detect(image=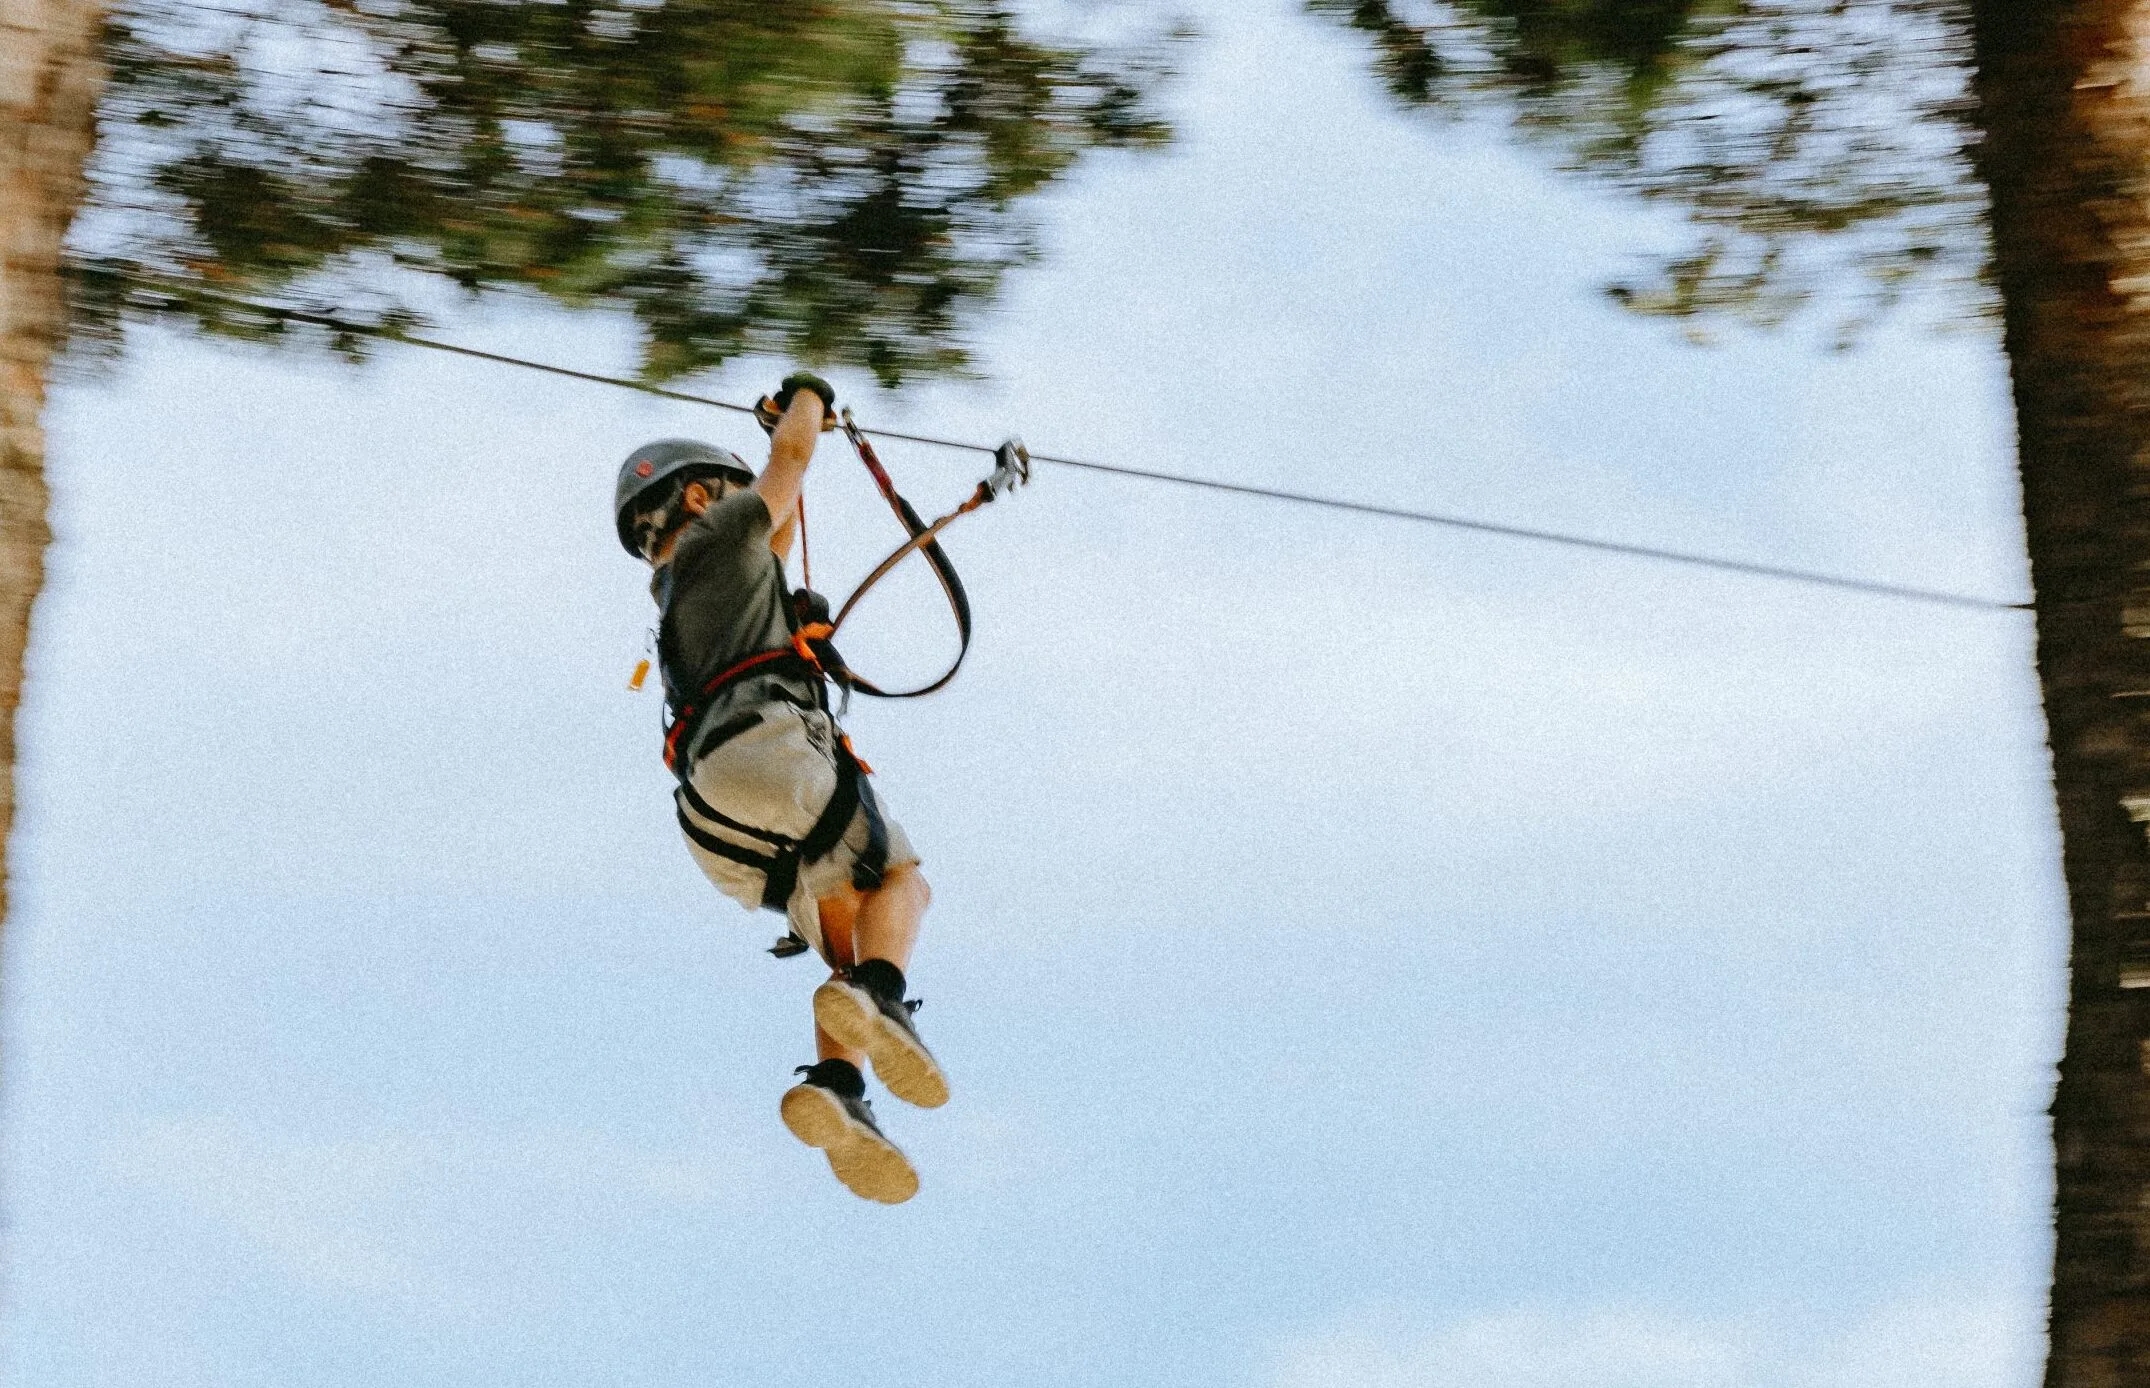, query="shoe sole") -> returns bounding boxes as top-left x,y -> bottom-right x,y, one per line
813,979 -> 950,1110
780,1083 -> 919,1205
